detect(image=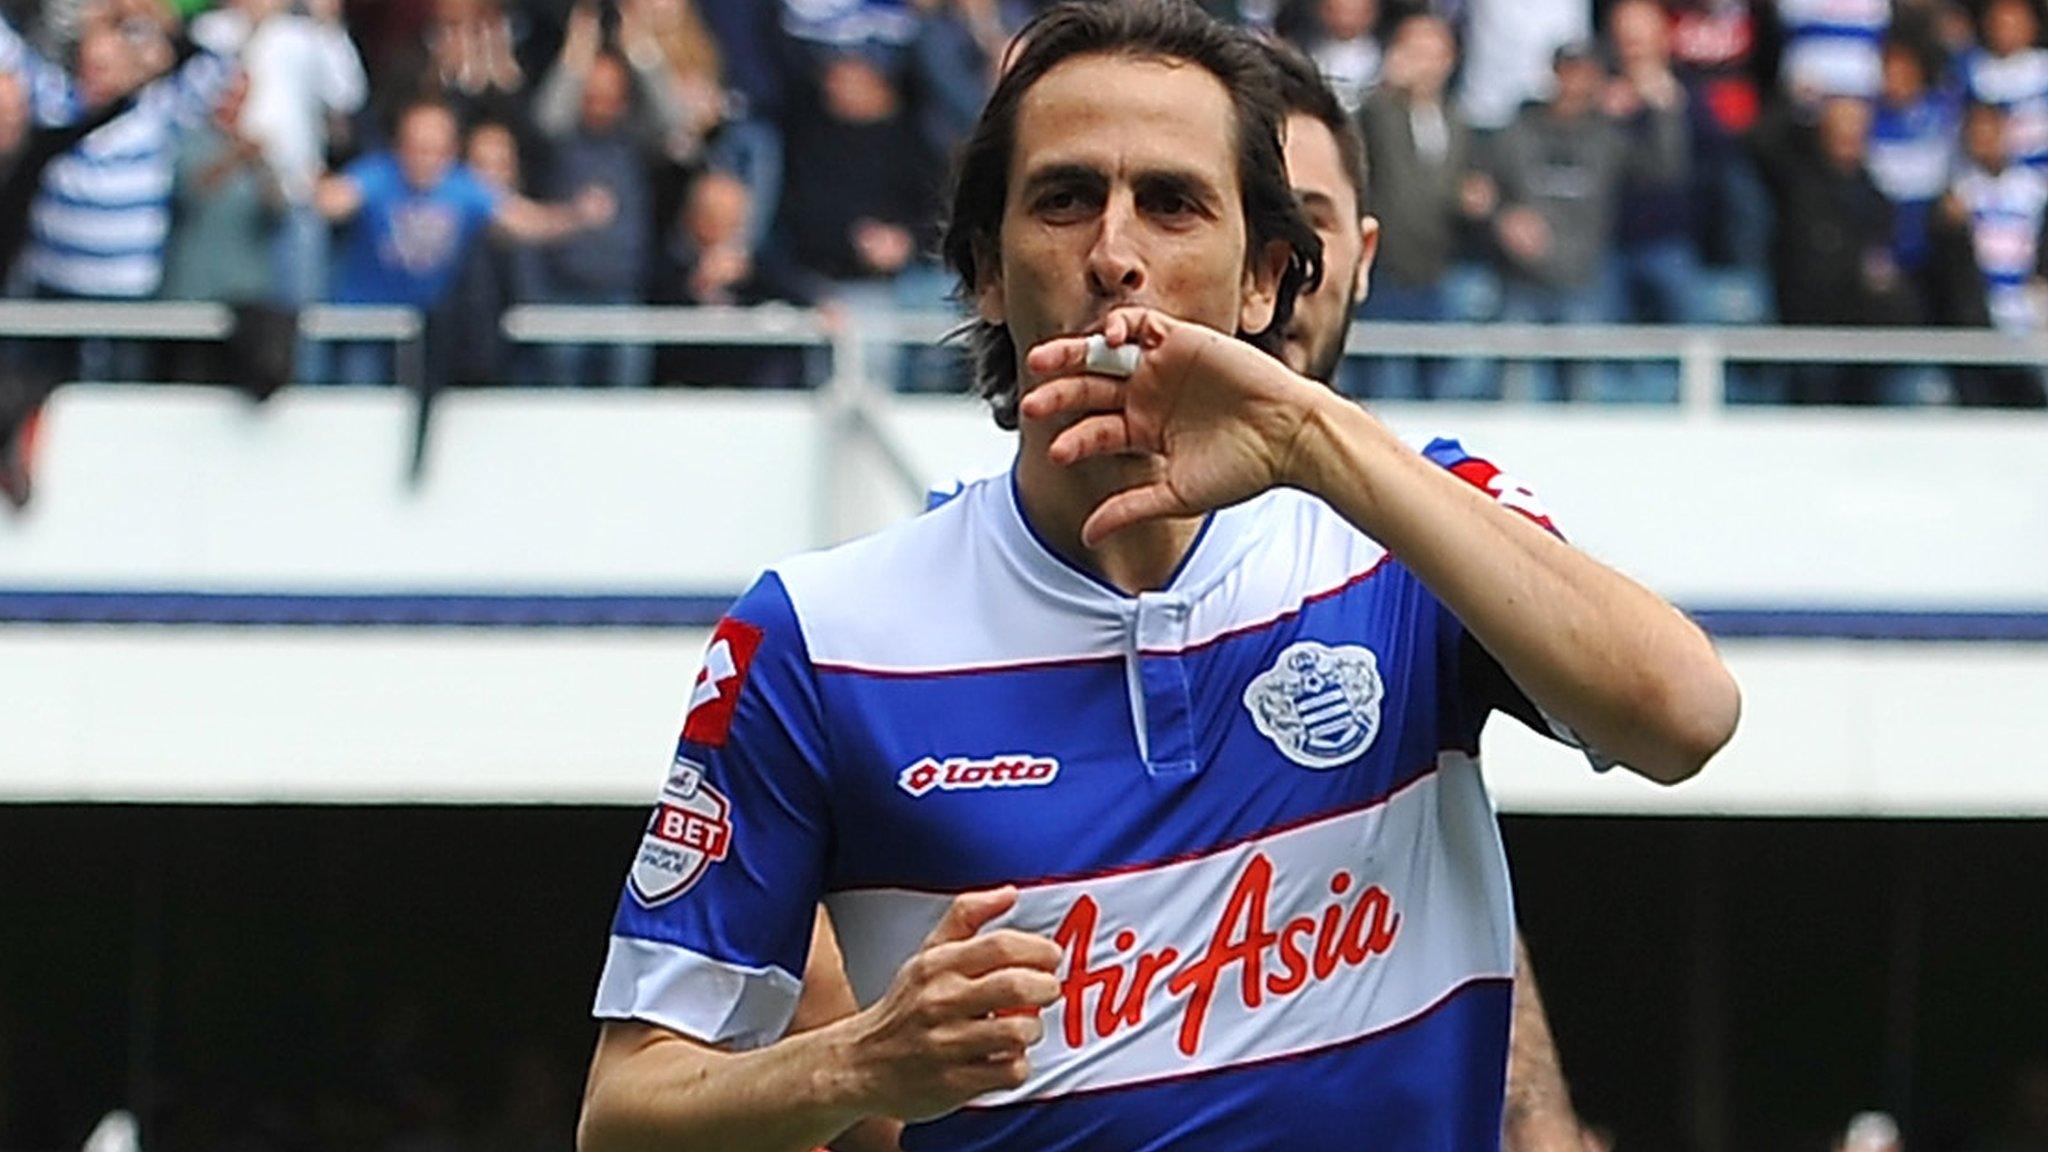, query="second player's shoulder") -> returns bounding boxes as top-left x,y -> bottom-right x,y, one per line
1410,433 -> 1562,535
